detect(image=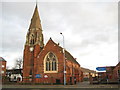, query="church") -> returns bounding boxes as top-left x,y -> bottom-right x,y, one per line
23,4 -> 83,85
